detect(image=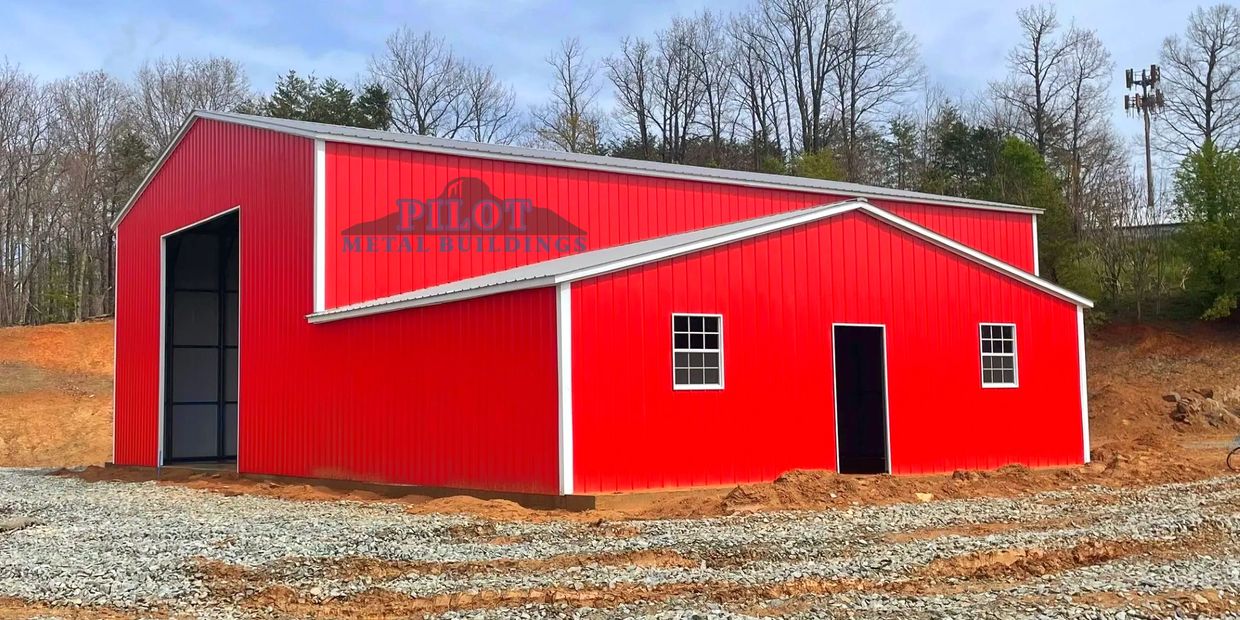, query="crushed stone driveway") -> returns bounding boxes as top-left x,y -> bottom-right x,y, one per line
0,469 -> 1237,619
